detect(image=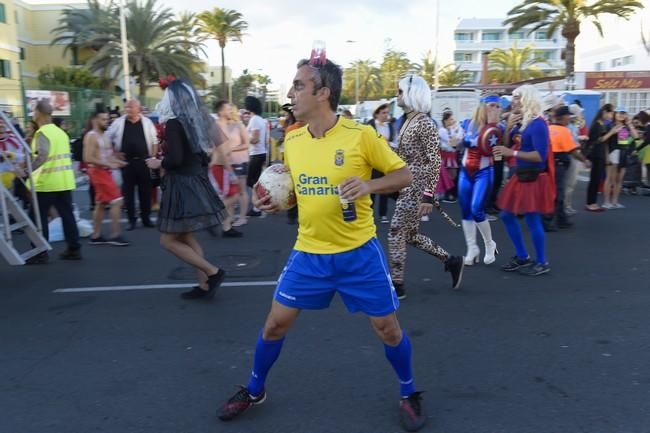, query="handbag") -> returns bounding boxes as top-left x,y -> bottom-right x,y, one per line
515,167 -> 542,182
